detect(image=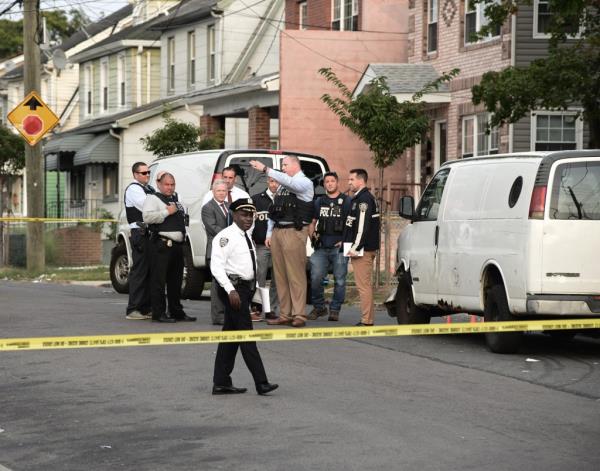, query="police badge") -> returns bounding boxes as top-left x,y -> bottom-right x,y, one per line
219,237 -> 229,247
359,202 -> 368,211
